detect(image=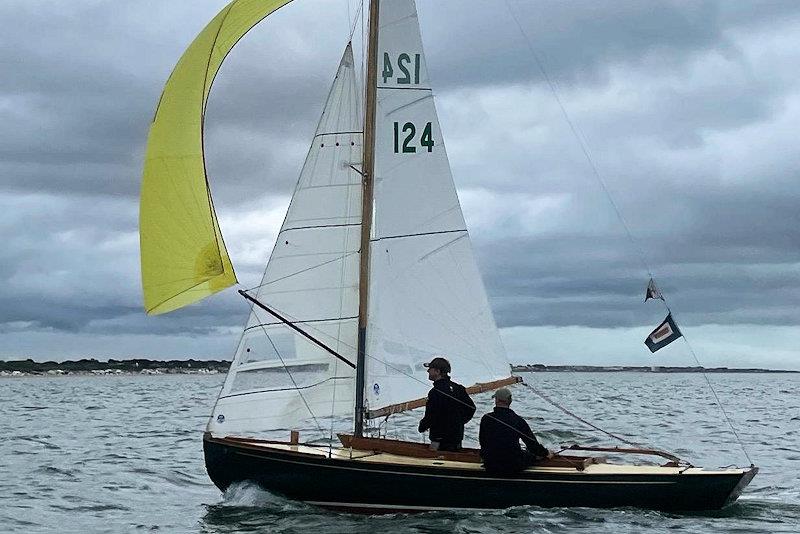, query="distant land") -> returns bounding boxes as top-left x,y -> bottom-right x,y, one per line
0,358 -> 797,376
512,364 -> 799,374
0,358 -> 229,376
